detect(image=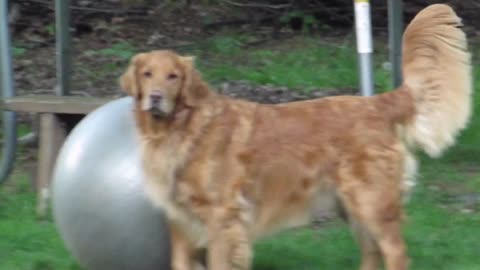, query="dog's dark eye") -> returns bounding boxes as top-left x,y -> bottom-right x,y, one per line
143,71 -> 152,78
167,73 -> 178,80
